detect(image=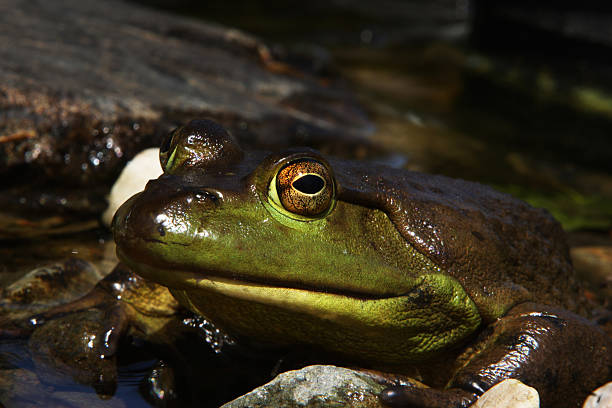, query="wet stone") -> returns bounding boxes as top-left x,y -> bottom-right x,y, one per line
222,365 -> 386,408
141,360 -> 178,406
571,246 -> 612,300
0,362 -> 124,407
0,258 -> 106,326
2,258 -> 103,308
50,392 -> 127,408
0,367 -> 49,407
0,0 -> 373,220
